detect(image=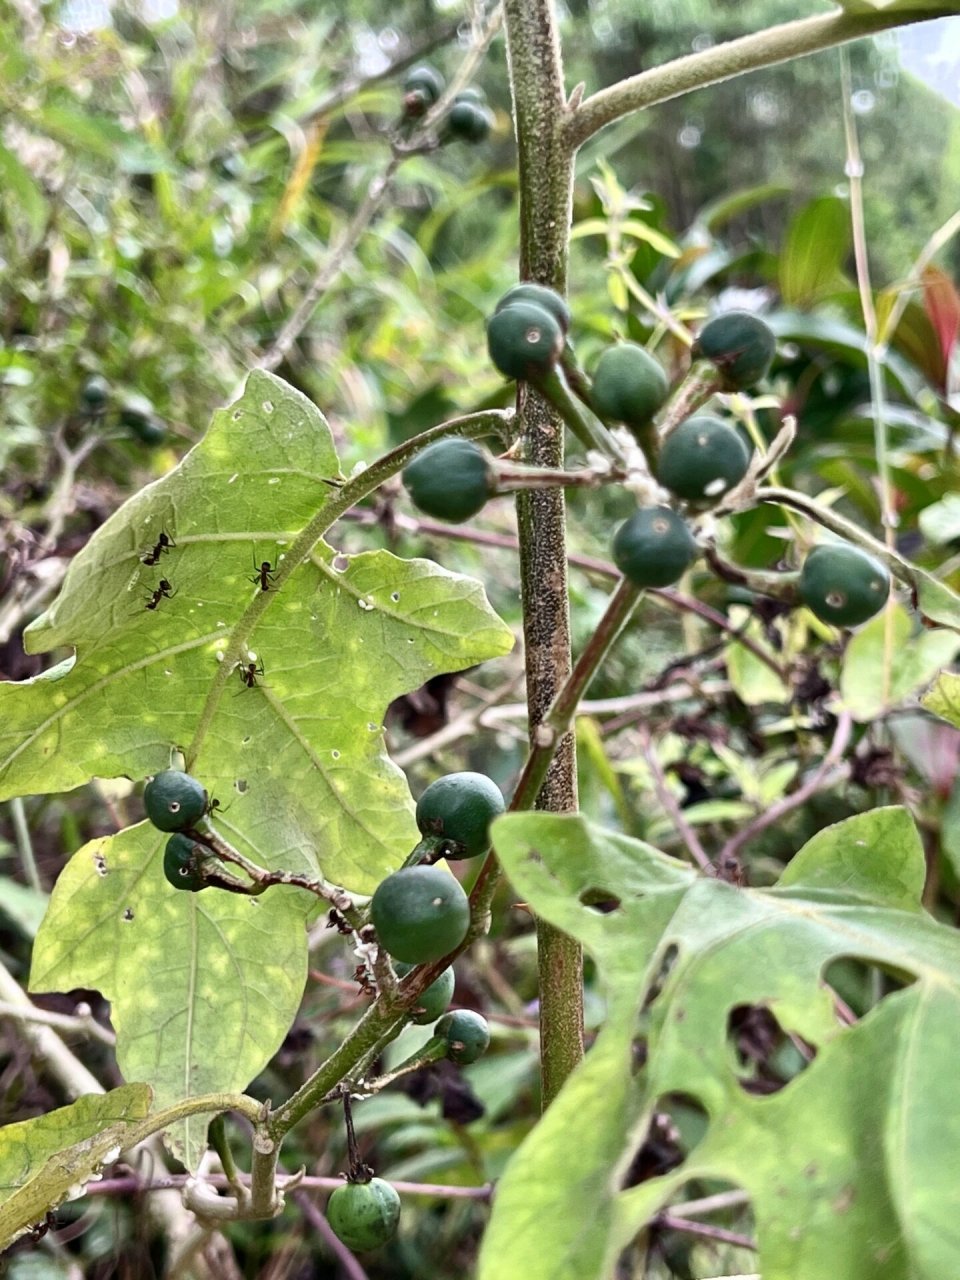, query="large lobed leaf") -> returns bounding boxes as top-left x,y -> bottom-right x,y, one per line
479,806 -> 960,1280
1,372 -> 512,1165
